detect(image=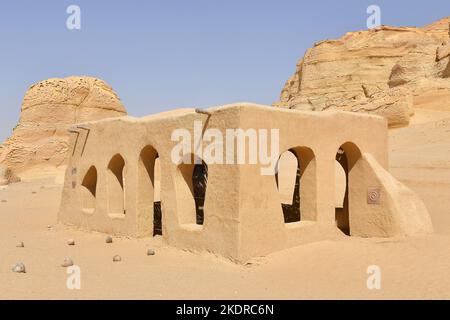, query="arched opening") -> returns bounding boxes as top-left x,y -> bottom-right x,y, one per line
193,162 -> 208,225
177,155 -> 208,226
154,157 -> 162,235
107,154 -> 125,216
335,142 -> 362,235
275,150 -> 300,223
275,147 -> 316,223
81,166 -> 97,213
335,160 -> 346,209
138,146 -> 162,236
